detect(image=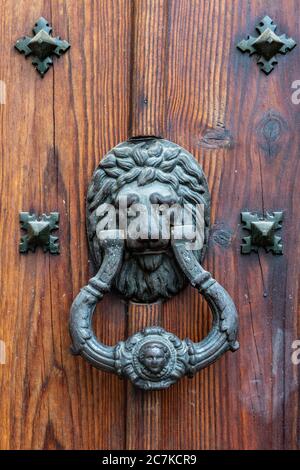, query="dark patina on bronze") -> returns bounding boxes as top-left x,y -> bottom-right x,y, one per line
69,138 -> 239,390
241,211 -> 283,254
19,212 -> 60,254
